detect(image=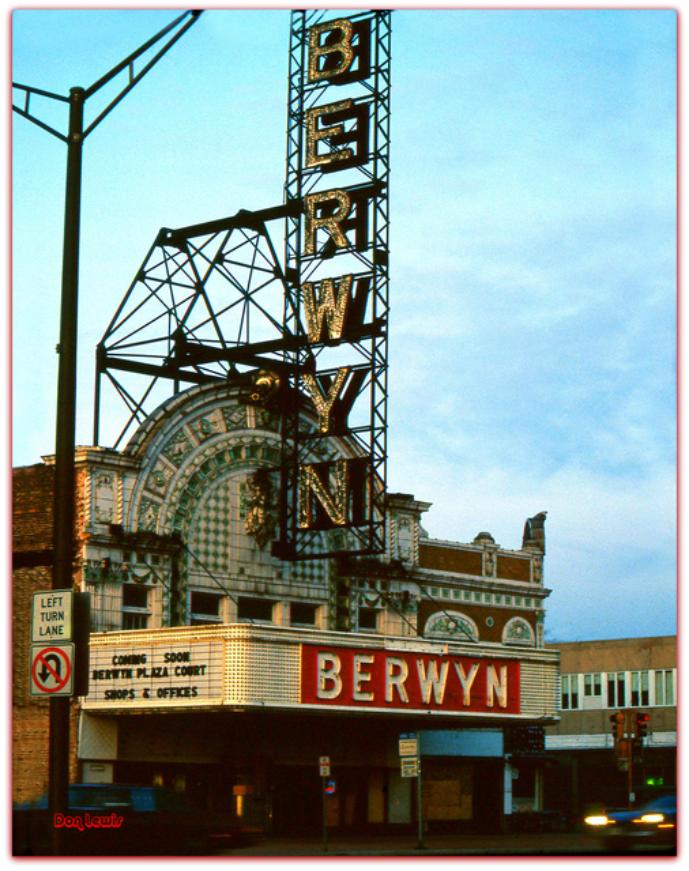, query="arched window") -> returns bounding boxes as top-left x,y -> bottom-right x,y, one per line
502,616 -> 535,647
424,610 -> 479,642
